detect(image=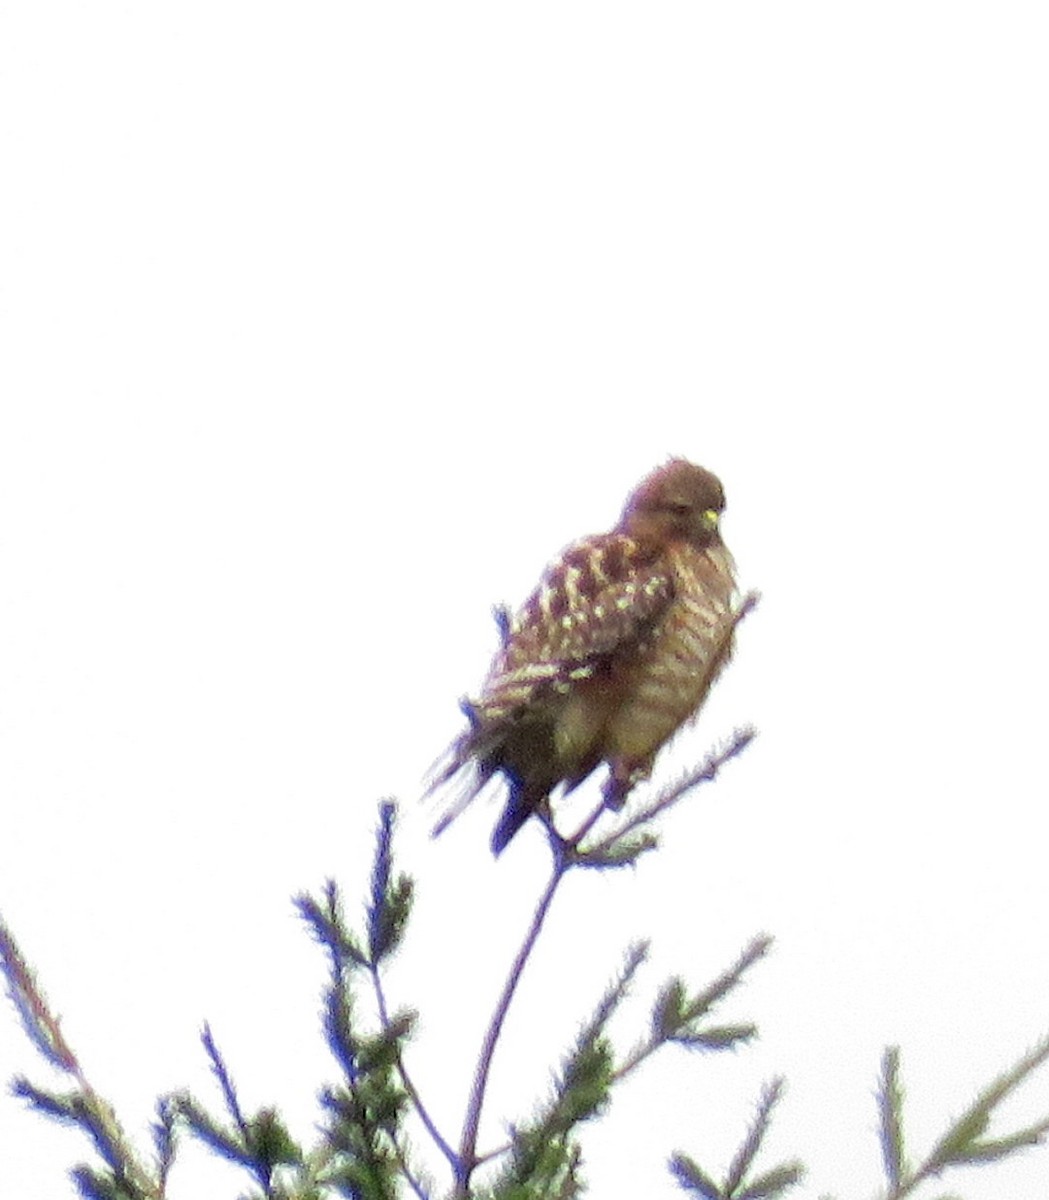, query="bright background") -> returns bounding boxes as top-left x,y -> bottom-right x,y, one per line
2,5 -> 1048,1198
